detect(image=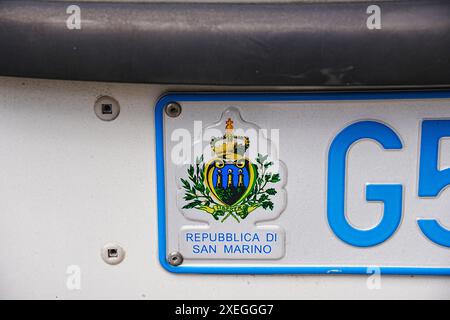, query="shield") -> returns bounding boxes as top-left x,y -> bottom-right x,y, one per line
204,157 -> 256,206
